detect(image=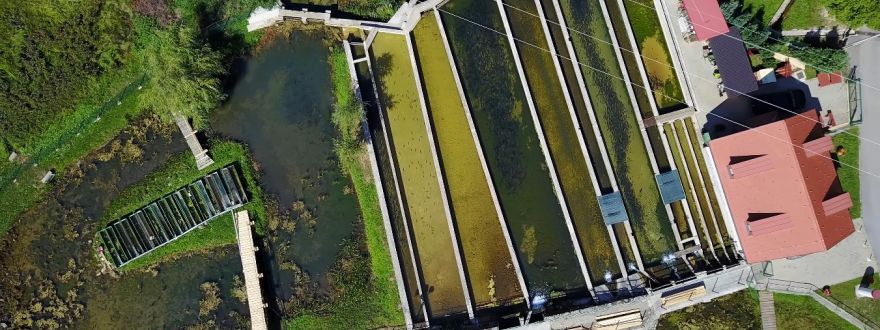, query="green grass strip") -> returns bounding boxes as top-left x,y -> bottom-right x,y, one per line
832,128 -> 860,218
775,292 -> 858,330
